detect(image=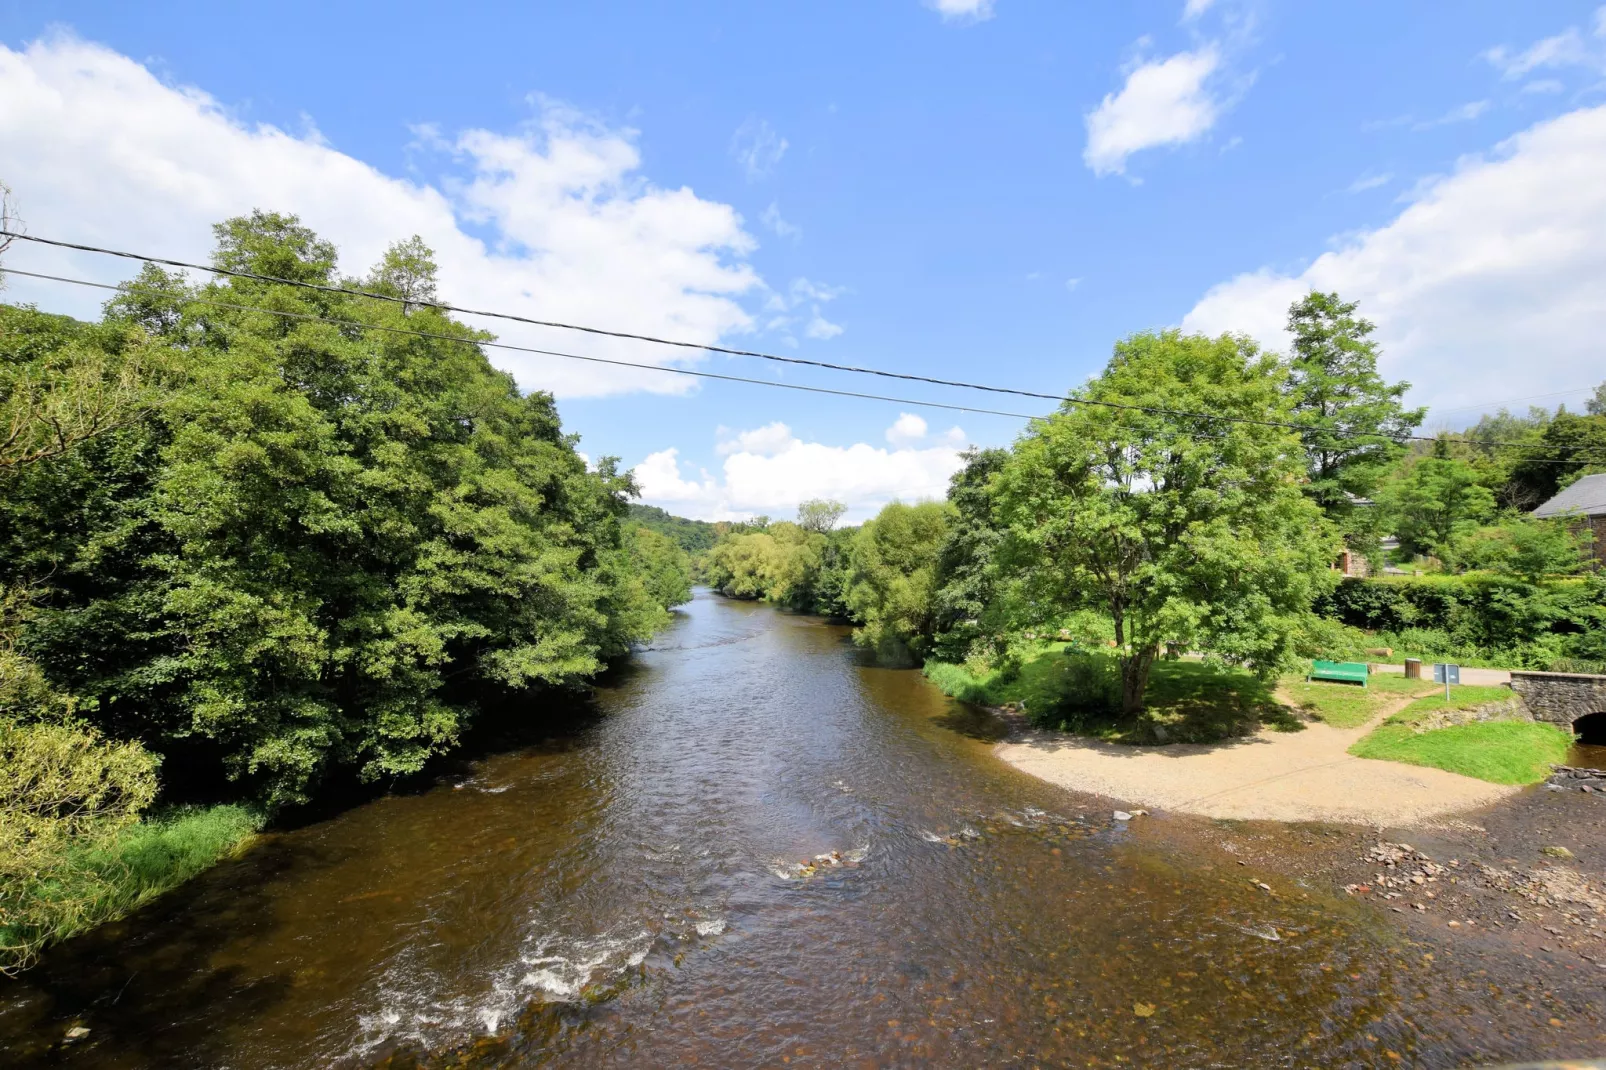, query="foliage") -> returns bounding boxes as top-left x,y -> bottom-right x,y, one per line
1504,411 -> 1606,510
1457,516 -> 1590,583
0,211 -> 670,809
845,501 -> 952,664
795,498 -> 847,533
625,525 -> 693,614
626,503 -> 718,553
929,448 -> 1009,662
1376,451 -> 1496,564
1349,720 -> 1571,786
994,330 -> 1340,715
925,646 -> 1296,742
1589,380 -> 1606,417
1283,291 -> 1423,548
0,802 -> 257,975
